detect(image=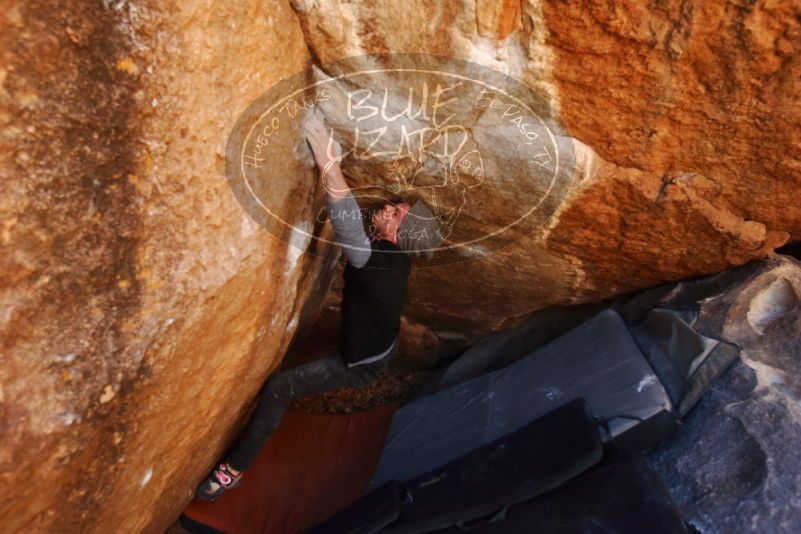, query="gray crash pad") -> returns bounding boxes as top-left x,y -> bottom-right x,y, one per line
369,309 -> 673,490
630,308 -> 740,416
